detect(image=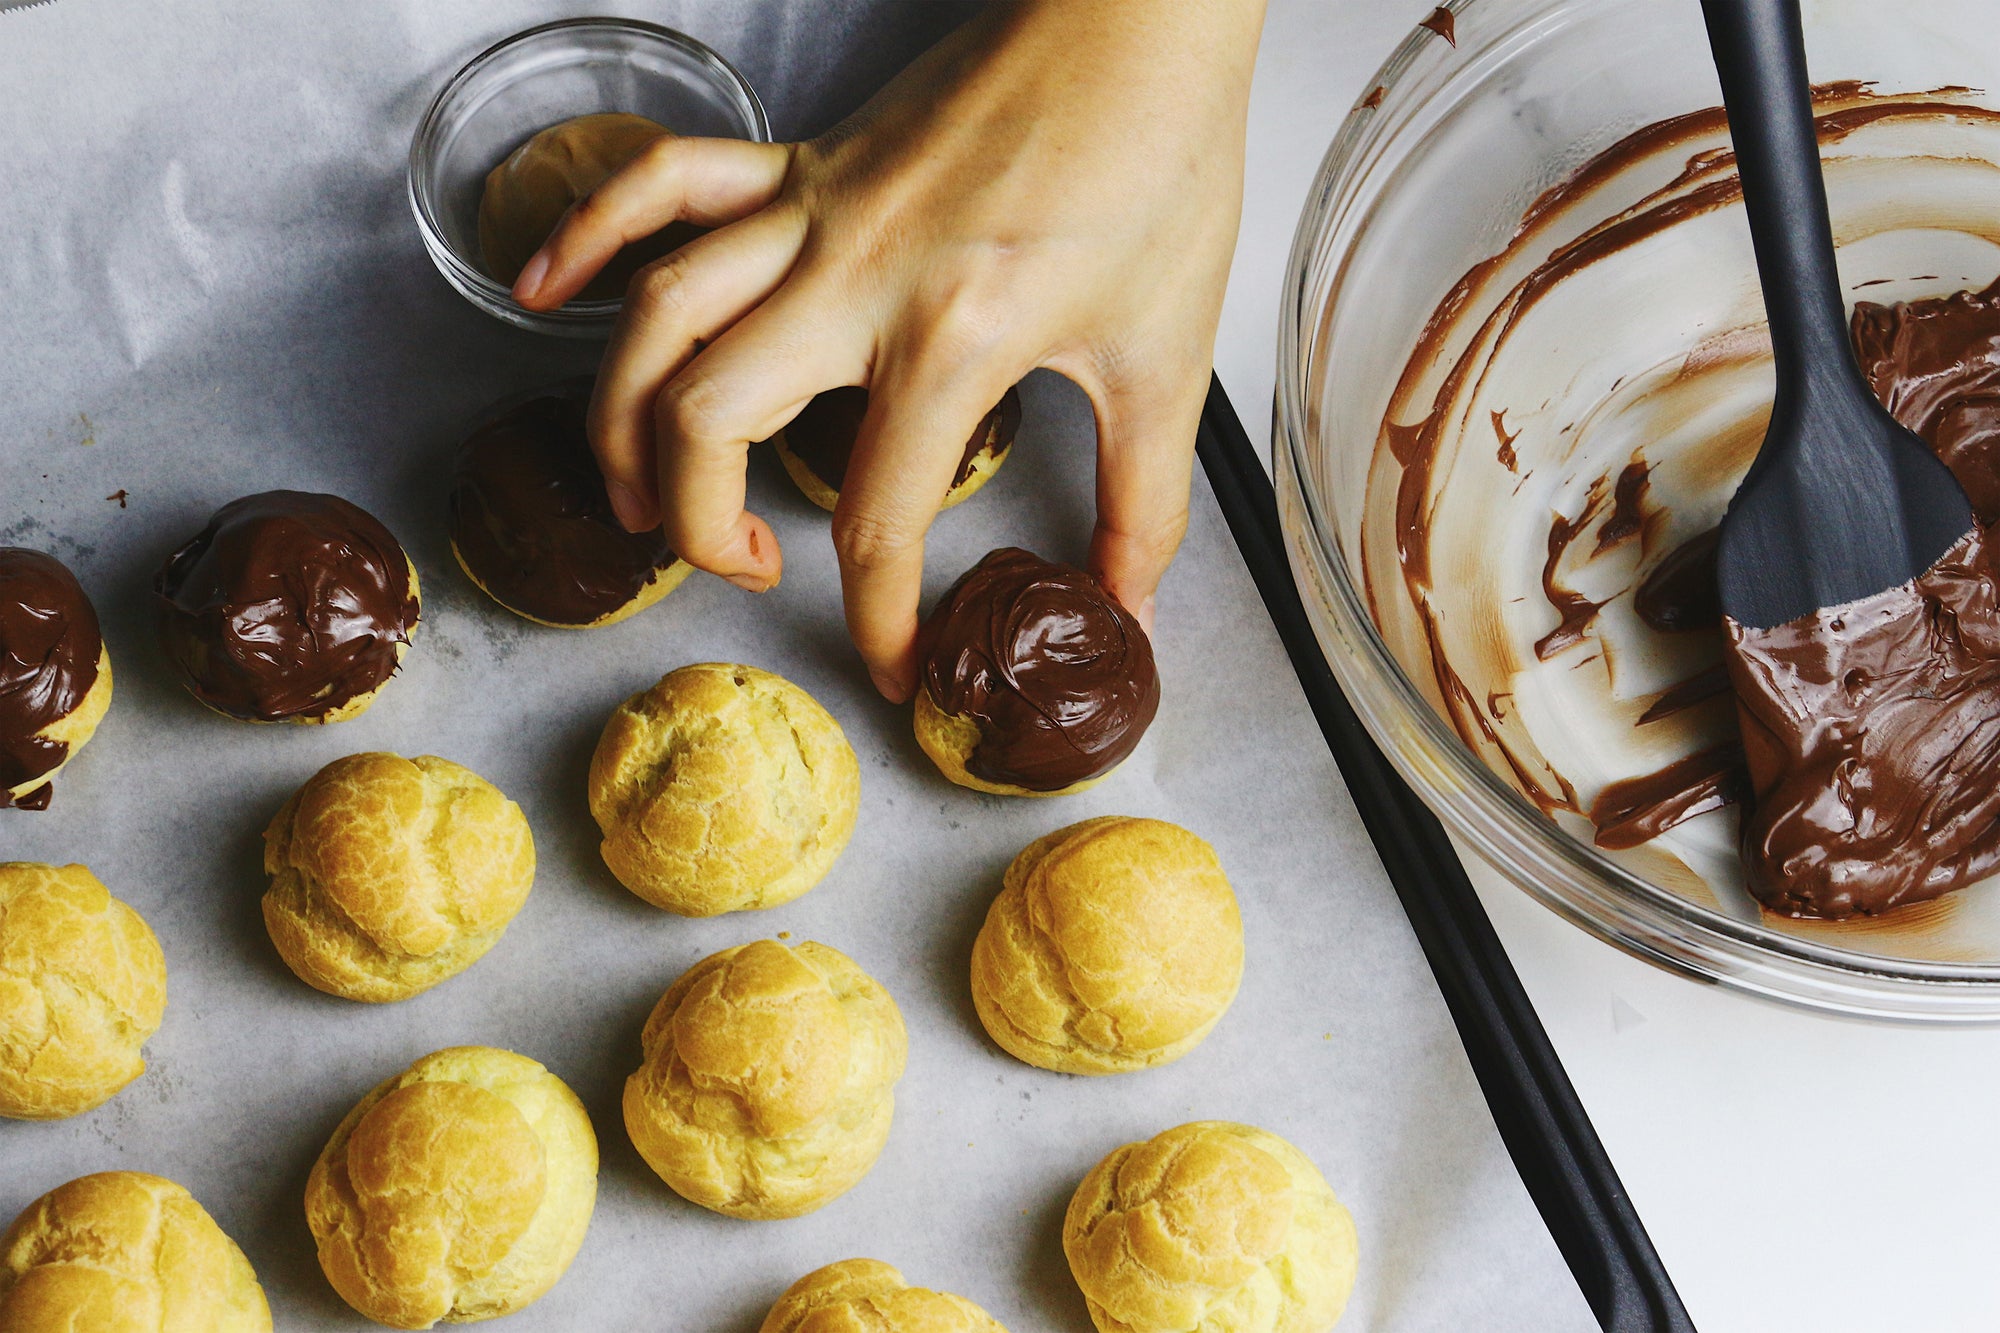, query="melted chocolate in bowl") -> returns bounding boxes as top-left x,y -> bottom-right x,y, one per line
1356,87 -> 2000,959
